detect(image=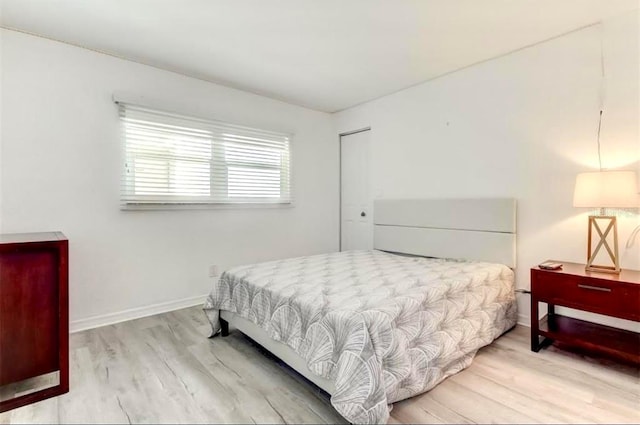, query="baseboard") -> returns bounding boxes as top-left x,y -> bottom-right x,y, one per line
70,294 -> 209,333
517,313 -> 530,328
70,296 -> 532,333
